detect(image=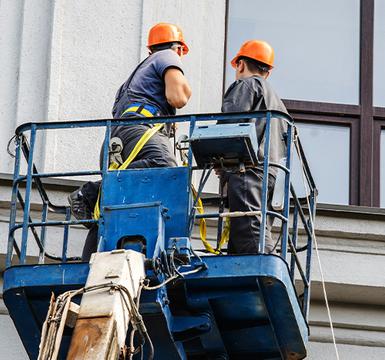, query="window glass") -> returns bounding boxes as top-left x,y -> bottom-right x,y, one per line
374,0 -> 385,107
381,130 -> 385,207
226,0 -> 360,104
294,123 -> 350,204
